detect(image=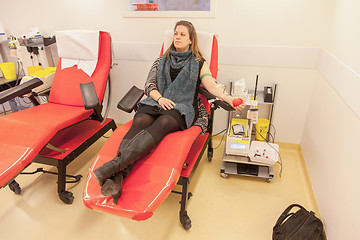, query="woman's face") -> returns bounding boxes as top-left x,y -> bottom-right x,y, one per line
173,25 -> 192,52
